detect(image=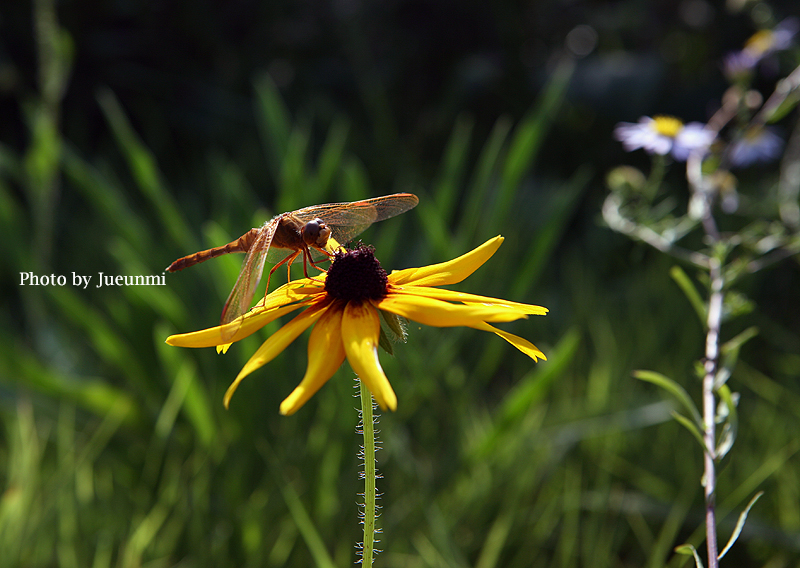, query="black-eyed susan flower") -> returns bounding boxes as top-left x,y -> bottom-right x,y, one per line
166,236 -> 547,415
